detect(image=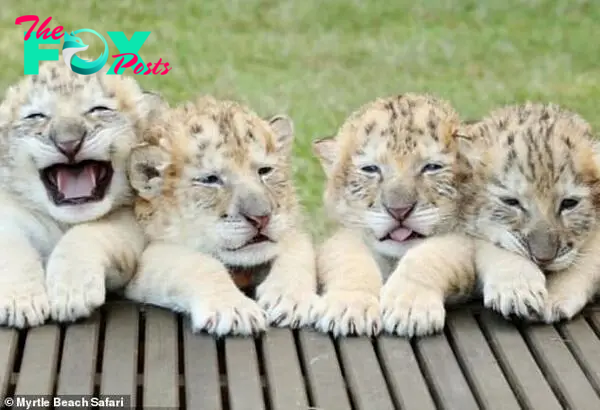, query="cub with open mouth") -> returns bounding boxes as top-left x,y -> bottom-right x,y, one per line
311,93 -> 477,337
125,95 -> 318,336
0,60 -> 163,327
